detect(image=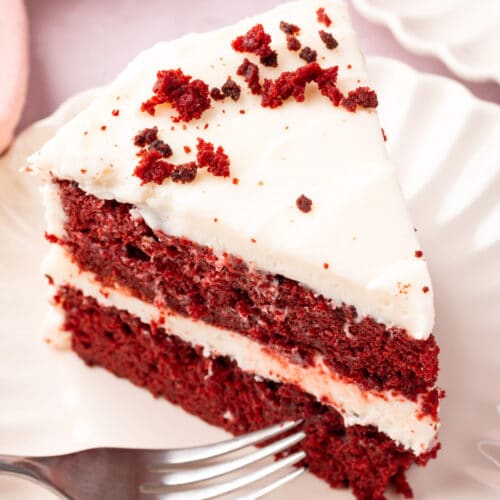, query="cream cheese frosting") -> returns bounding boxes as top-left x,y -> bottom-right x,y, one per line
30,0 -> 434,339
